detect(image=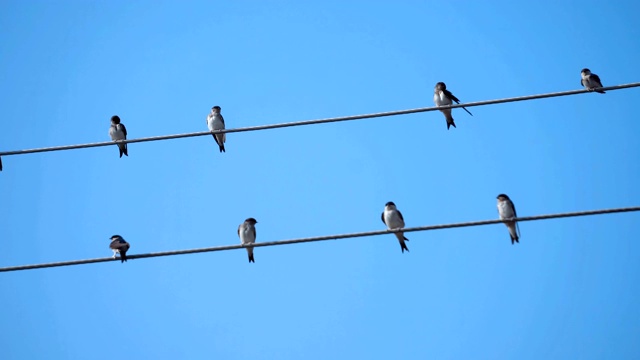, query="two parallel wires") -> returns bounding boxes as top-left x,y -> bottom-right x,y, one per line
1,83 -> 639,272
